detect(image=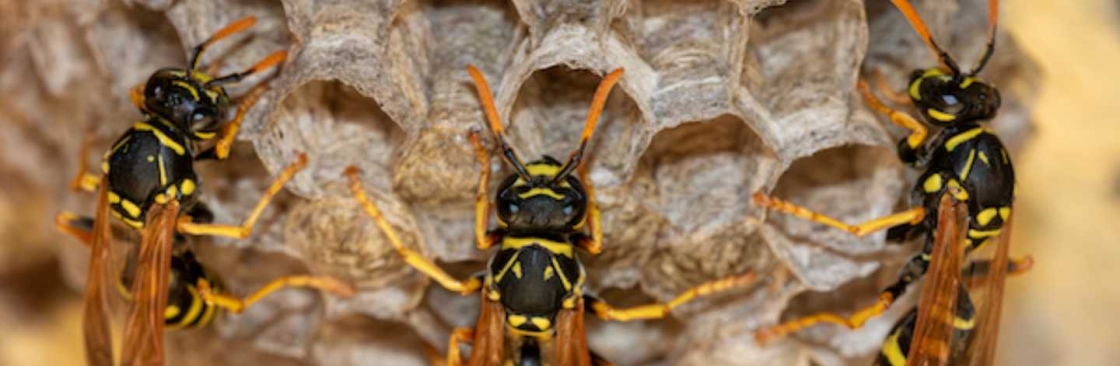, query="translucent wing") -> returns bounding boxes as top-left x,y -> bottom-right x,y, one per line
965,215 -> 1014,365
83,178 -> 115,366
554,297 -> 592,366
906,194 -> 966,366
468,290 -> 507,366
120,201 -> 179,366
